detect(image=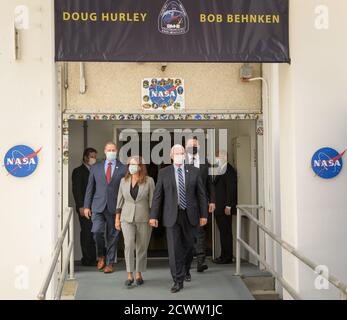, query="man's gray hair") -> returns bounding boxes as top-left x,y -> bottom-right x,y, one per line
170,144 -> 185,155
